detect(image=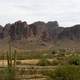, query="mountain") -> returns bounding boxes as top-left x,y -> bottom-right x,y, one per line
0,20 -> 80,41
0,20 -> 80,49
